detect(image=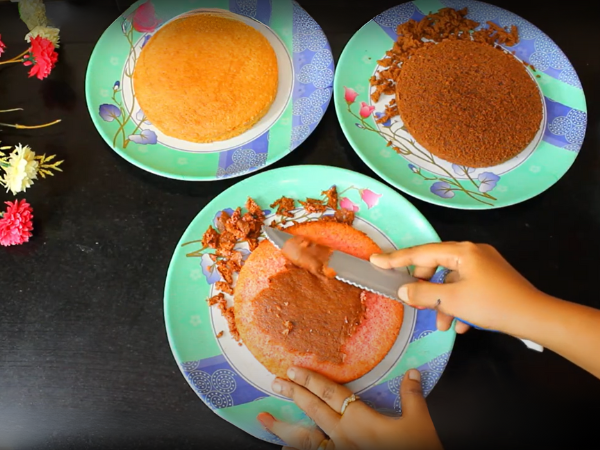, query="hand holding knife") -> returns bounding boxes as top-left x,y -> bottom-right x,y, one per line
263,226 -> 543,352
